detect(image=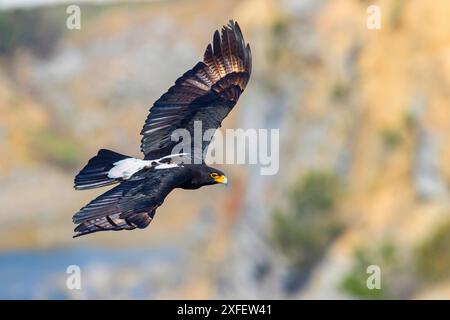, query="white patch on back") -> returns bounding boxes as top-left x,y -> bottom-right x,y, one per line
107,153 -> 187,180
154,163 -> 179,170
107,158 -> 152,179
